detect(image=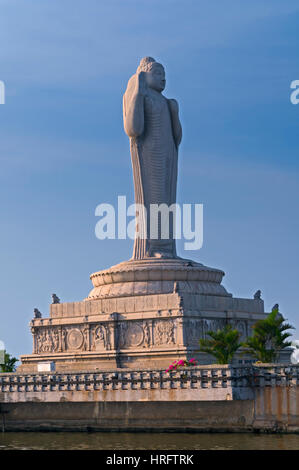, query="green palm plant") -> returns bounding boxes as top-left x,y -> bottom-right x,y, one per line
198,324 -> 242,364
244,307 -> 294,363
0,353 -> 18,372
